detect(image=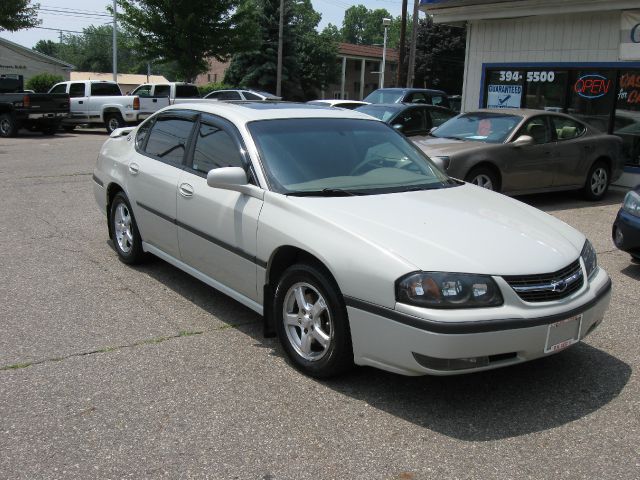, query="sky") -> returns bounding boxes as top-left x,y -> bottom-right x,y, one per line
4,0 -> 410,49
